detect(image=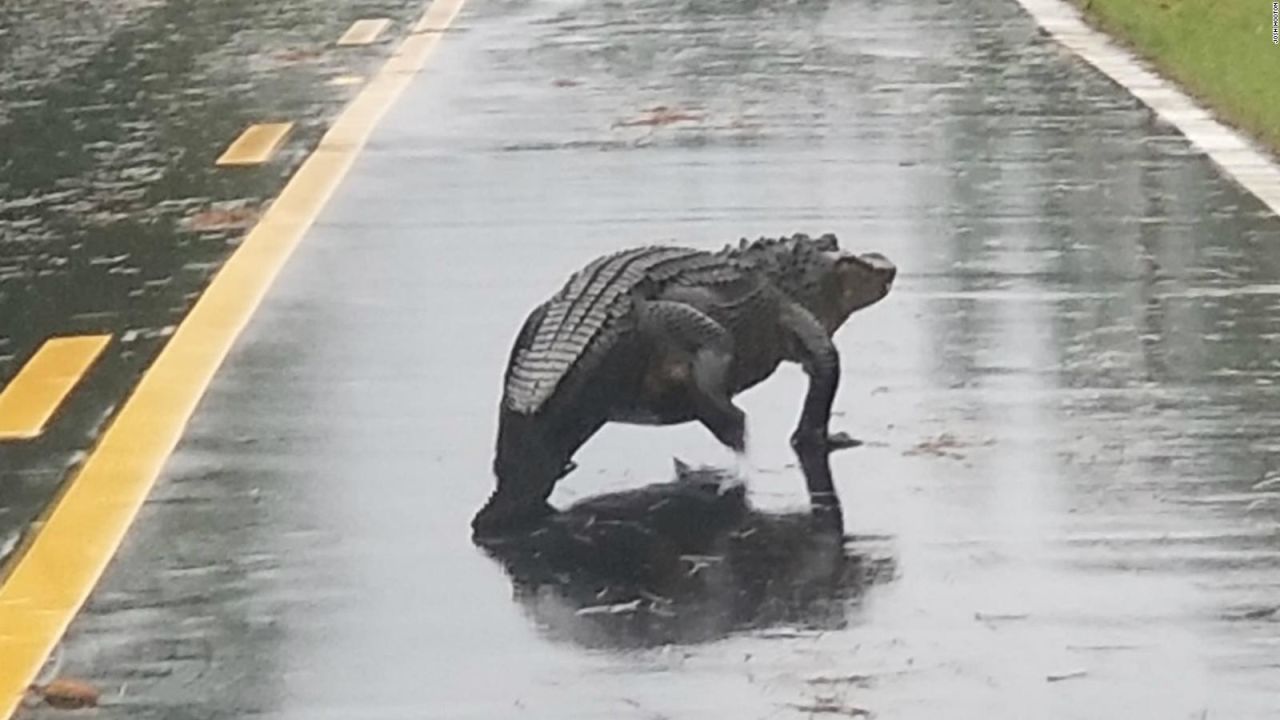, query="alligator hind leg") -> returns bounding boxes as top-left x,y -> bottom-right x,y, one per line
639,300 -> 747,453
